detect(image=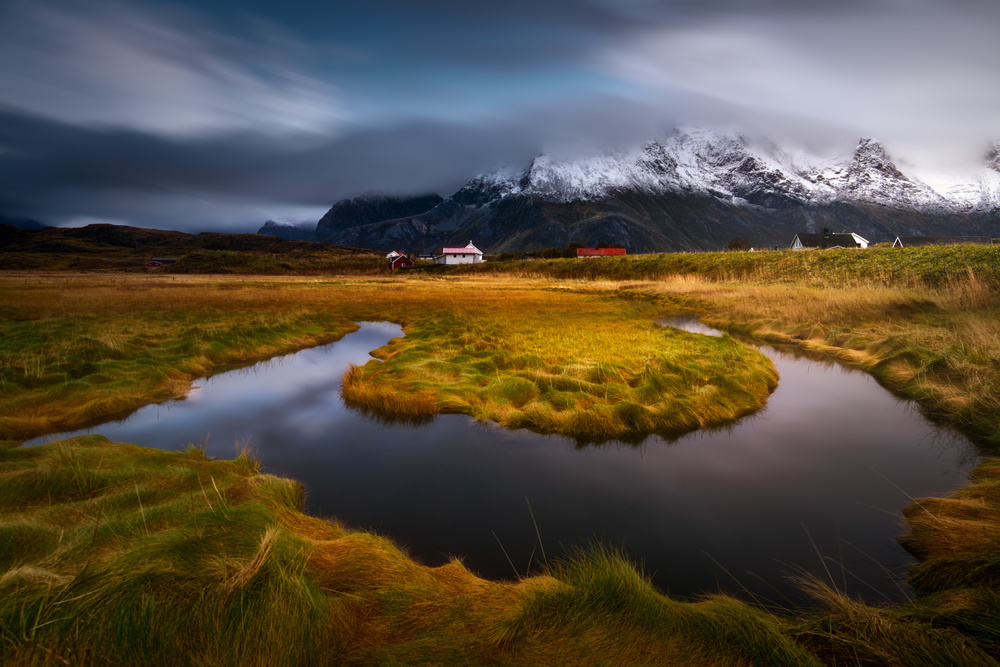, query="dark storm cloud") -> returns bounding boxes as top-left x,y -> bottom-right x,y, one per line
0,107 -> 544,230
1,0 -> 998,229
